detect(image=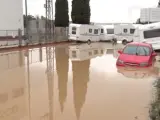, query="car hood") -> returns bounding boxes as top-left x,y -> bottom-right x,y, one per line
119,54 -> 150,63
